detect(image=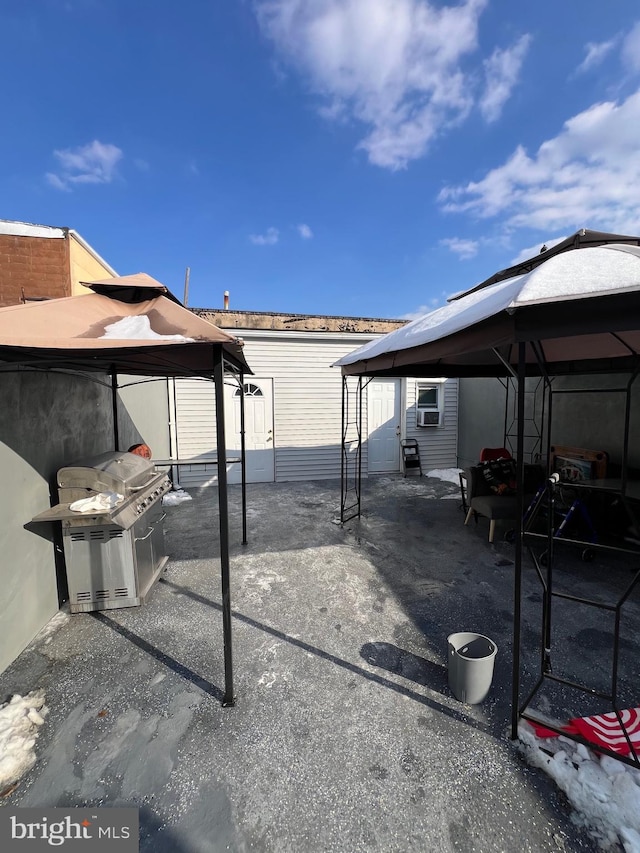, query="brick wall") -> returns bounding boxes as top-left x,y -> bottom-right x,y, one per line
0,234 -> 70,307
